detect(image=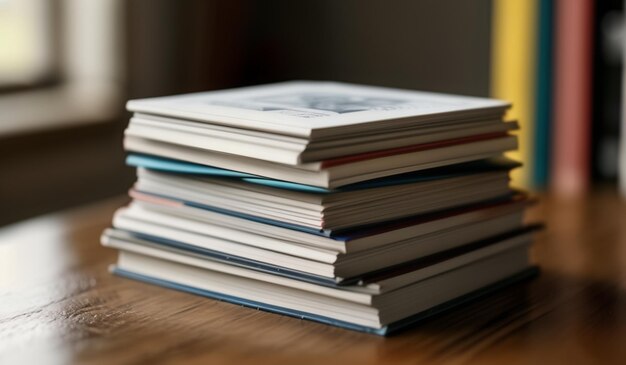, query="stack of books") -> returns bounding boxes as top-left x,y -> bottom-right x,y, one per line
102,81 -> 540,335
